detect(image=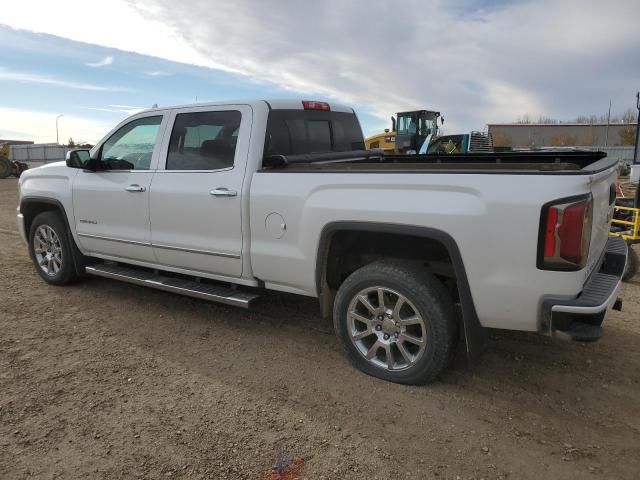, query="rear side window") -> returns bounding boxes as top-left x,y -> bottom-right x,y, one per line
166,110 -> 241,170
264,110 -> 364,157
